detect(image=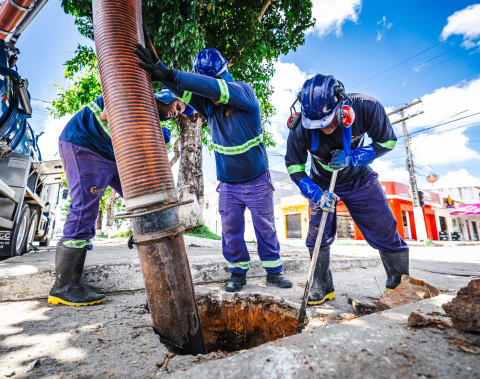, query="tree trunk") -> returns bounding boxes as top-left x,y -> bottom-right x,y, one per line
176,113 -> 204,227
95,208 -> 103,234
105,189 -> 117,233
